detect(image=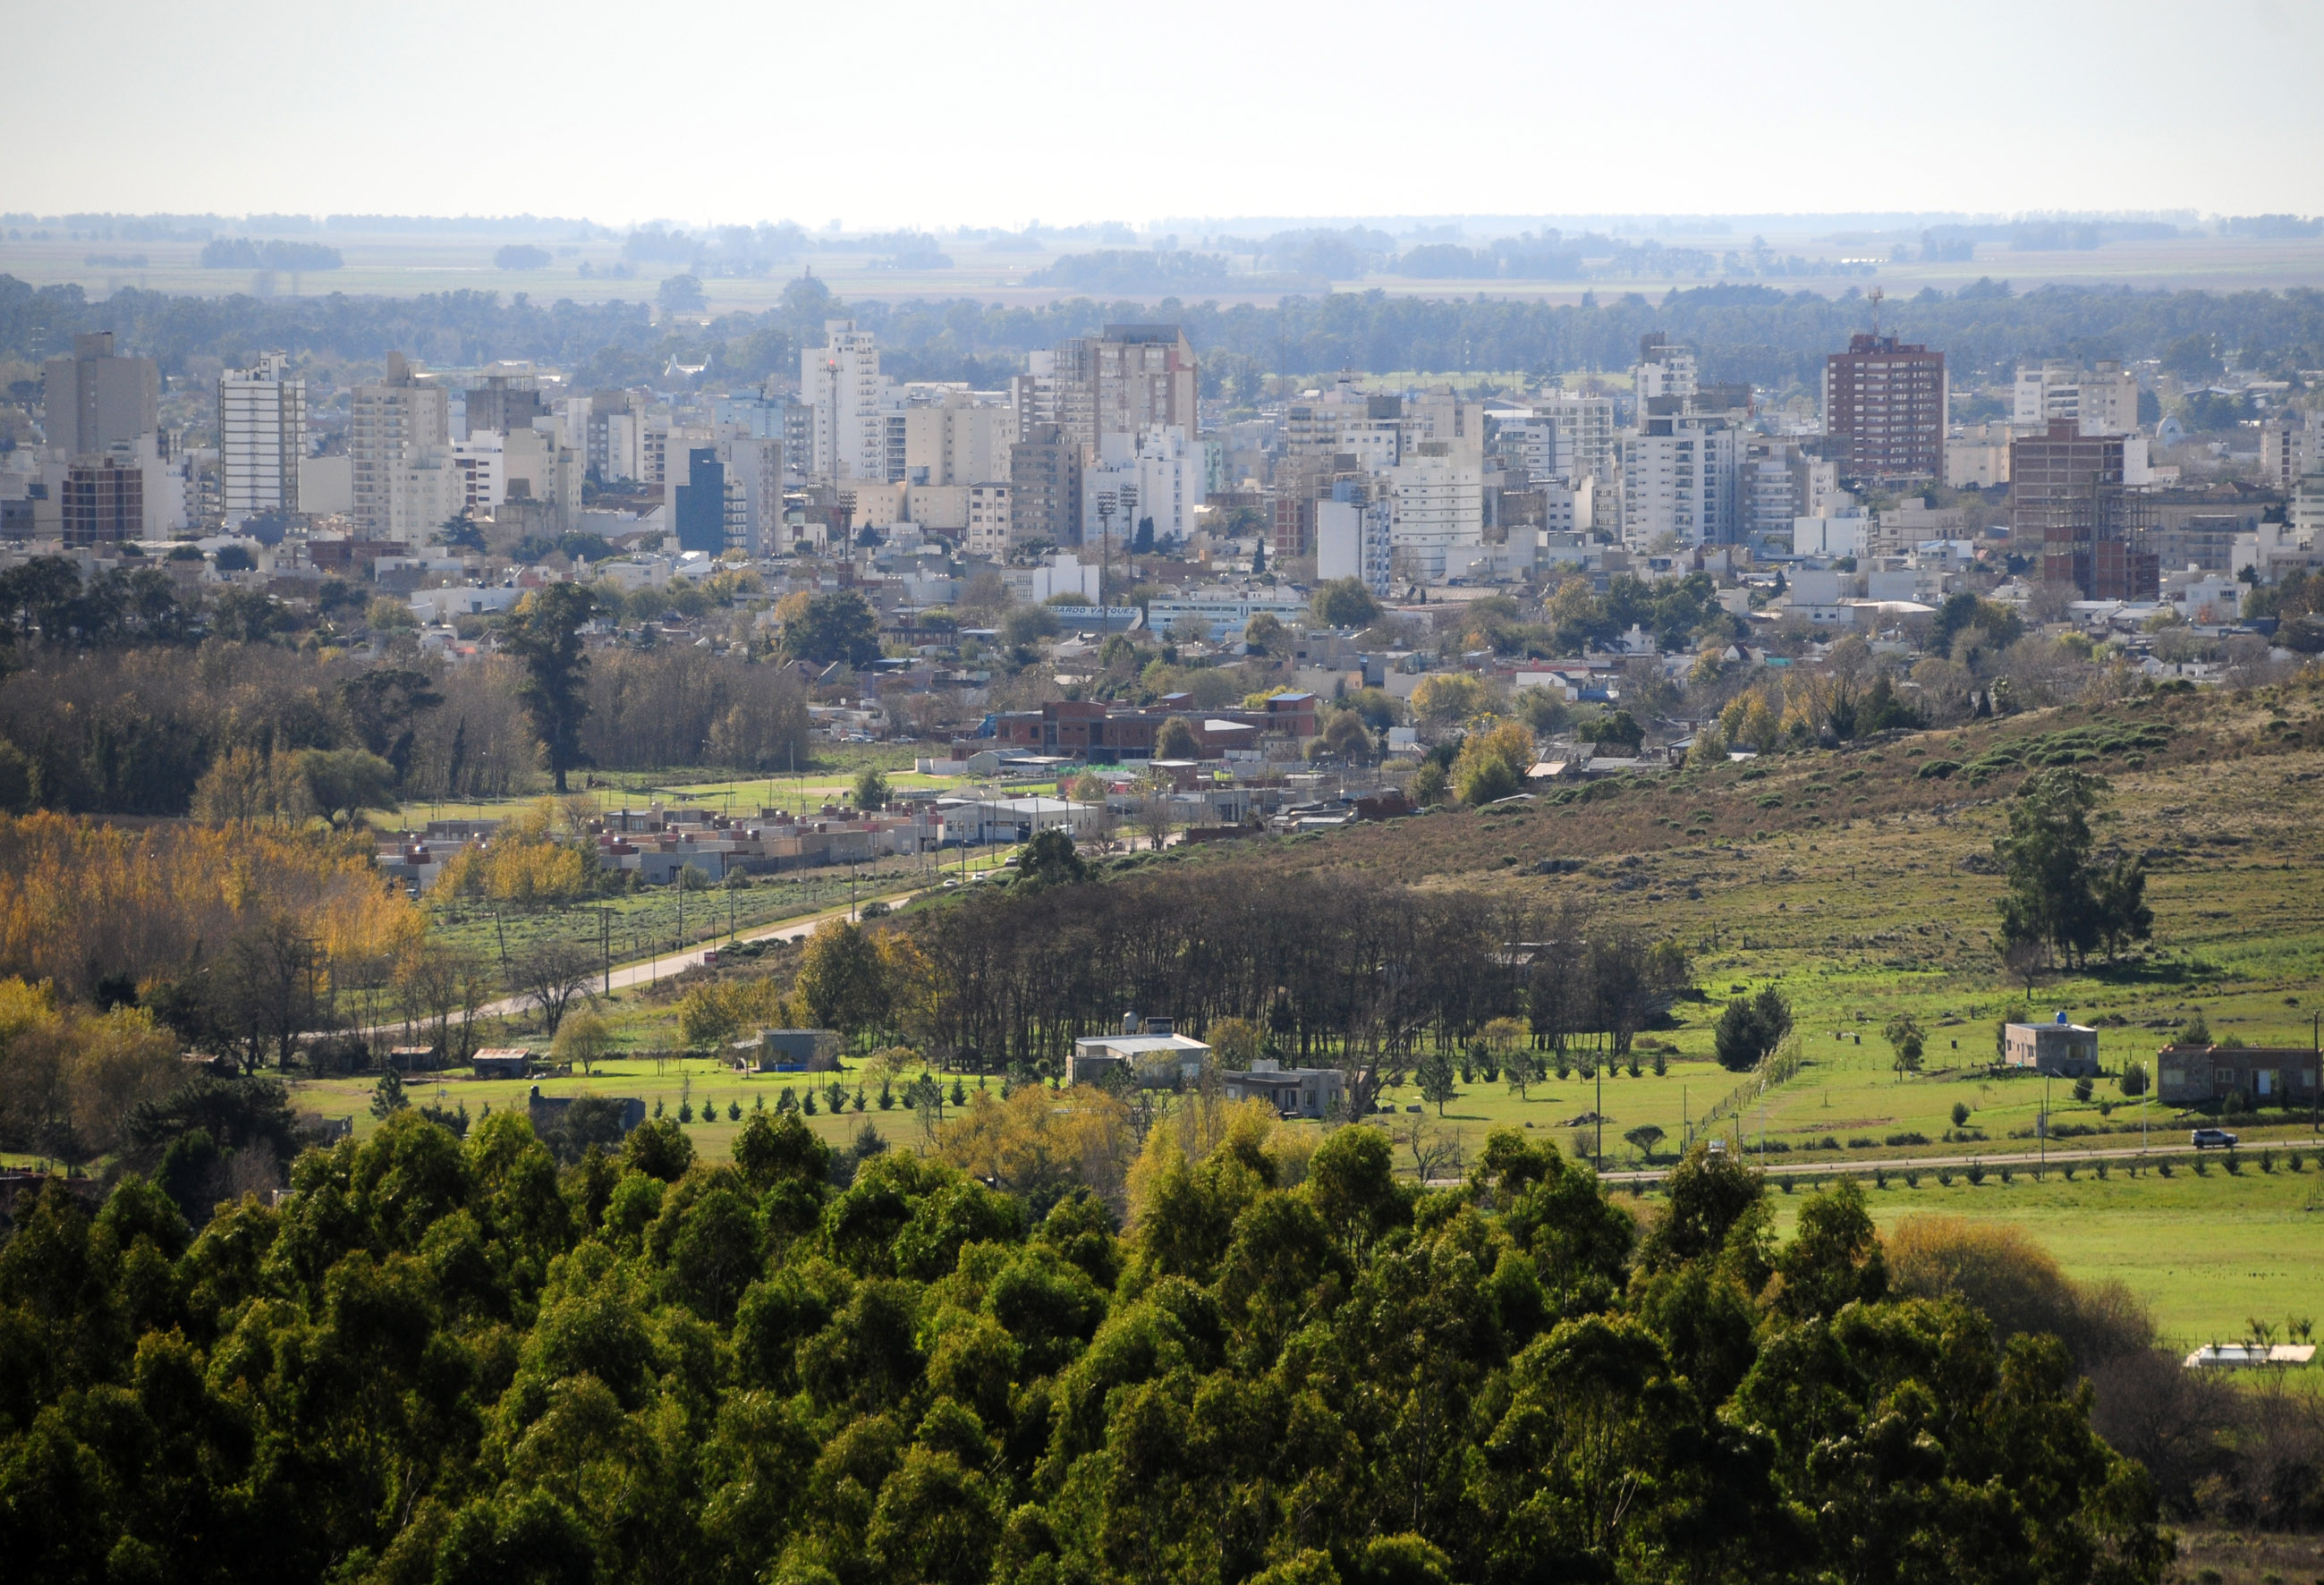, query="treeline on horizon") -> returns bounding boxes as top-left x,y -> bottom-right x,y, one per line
4,270 -> 2321,394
